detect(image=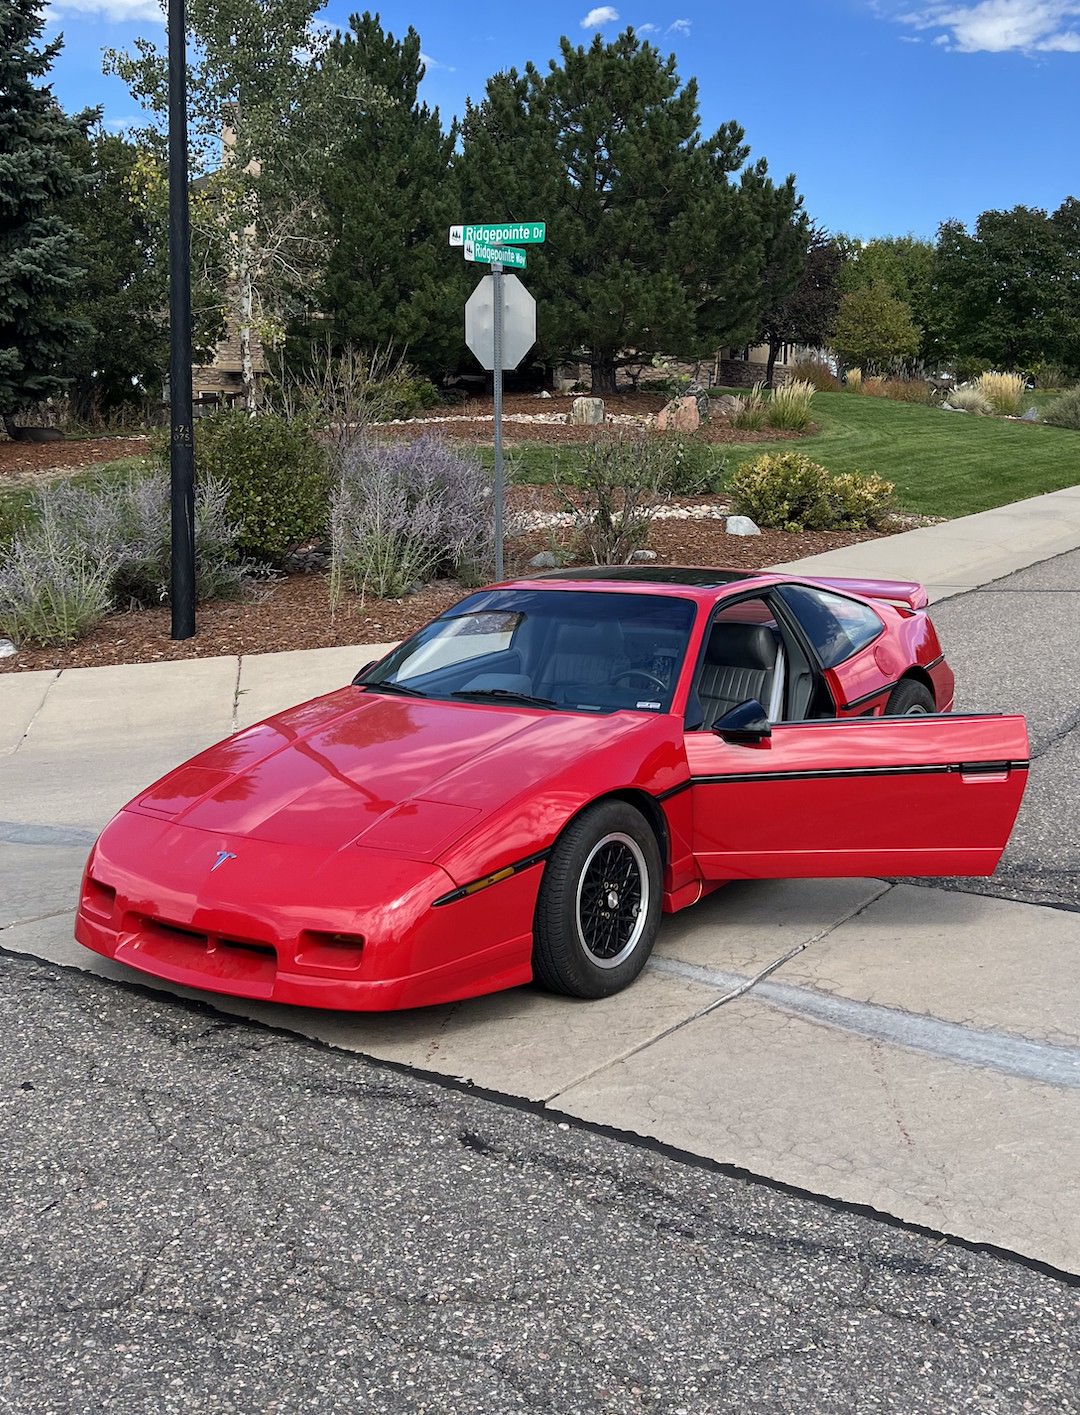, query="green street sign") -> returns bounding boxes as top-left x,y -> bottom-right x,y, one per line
464,238 -> 526,270
450,222 -> 545,247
